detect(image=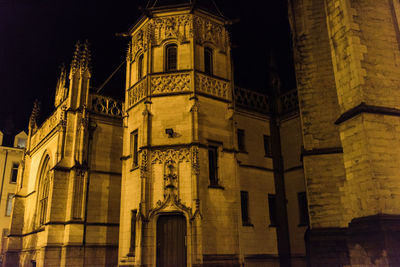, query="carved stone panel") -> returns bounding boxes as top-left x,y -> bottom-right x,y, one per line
127,79 -> 147,109
194,16 -> 228,52
150,72 -> 191,95
195,72 -> 230,100
152,15 -> 192,45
